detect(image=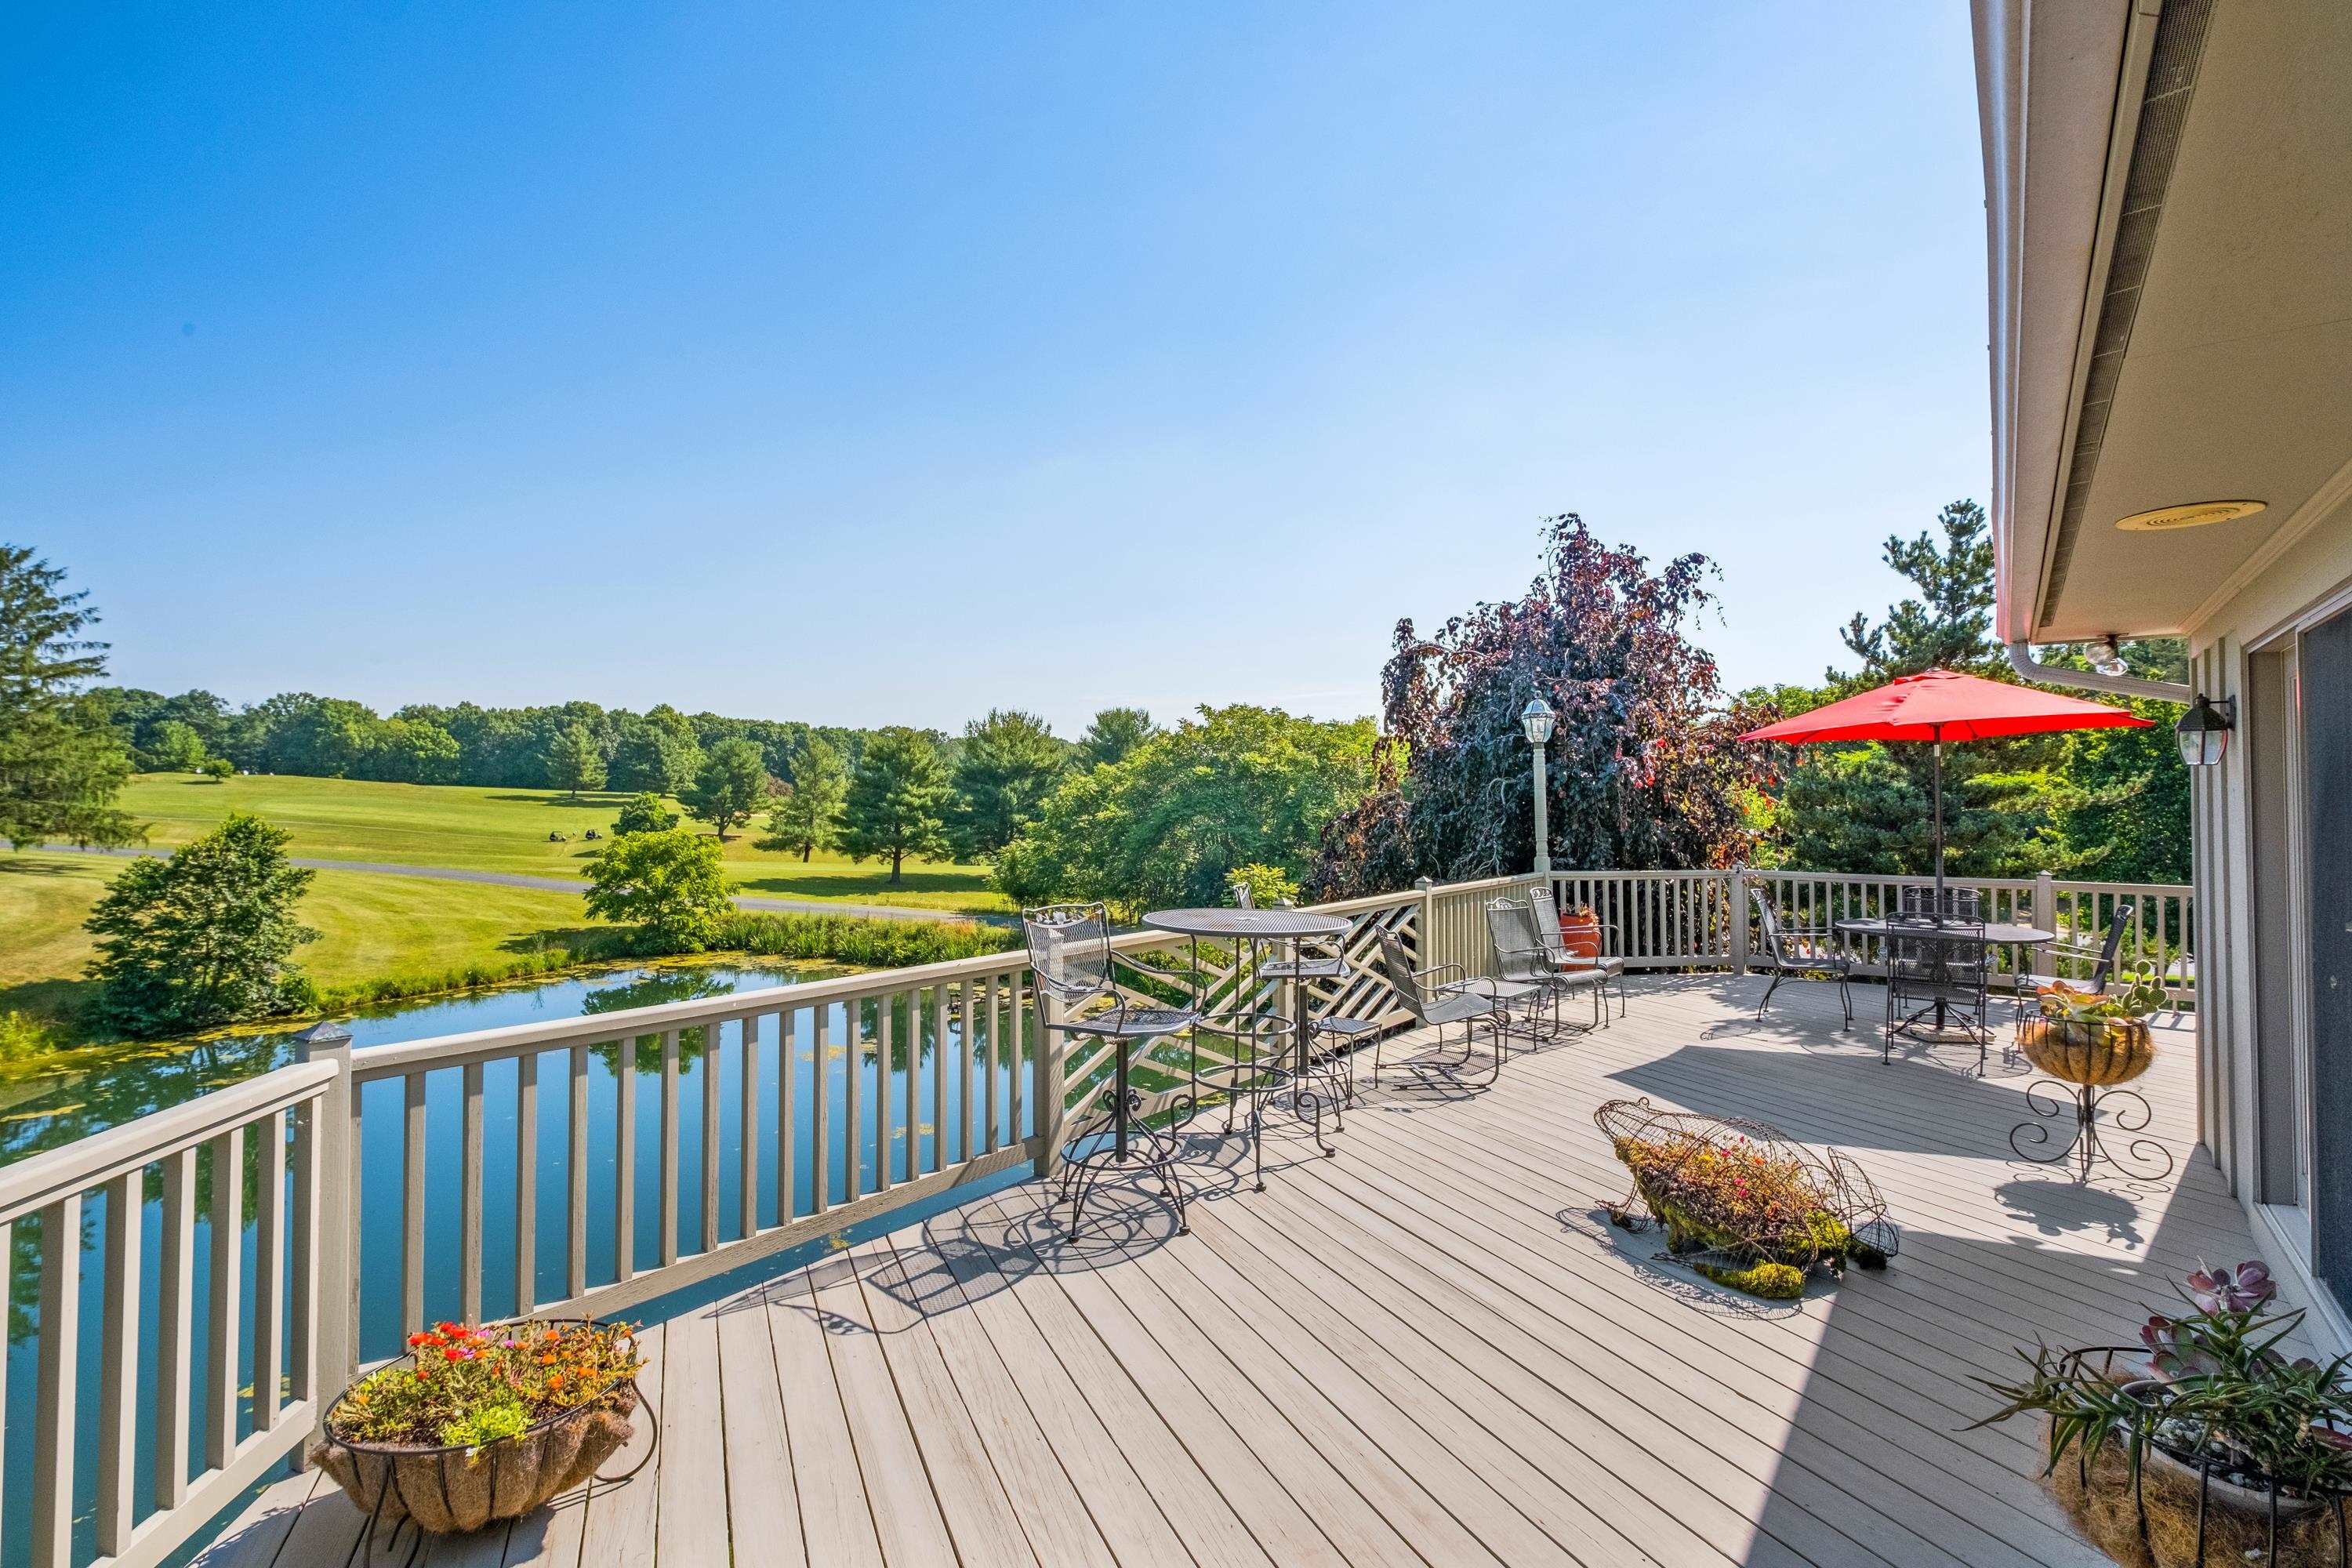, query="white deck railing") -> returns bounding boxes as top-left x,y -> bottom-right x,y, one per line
0,864 -> 2192,1568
